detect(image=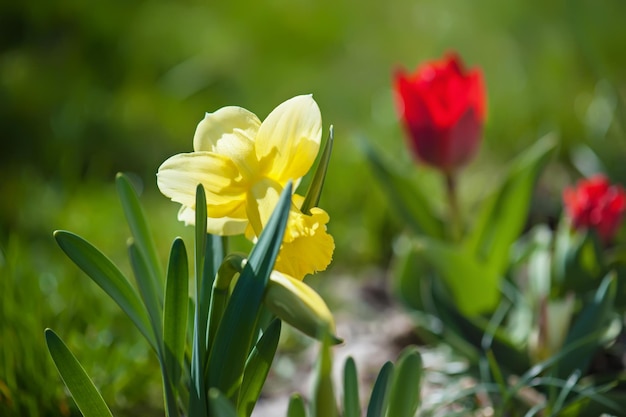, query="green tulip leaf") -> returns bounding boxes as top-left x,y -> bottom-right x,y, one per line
45,329 -> 113,417
464,134 -> 557,275
359,137 -> 444,239
554,272 -> 617,380
53,230 -> 156,351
